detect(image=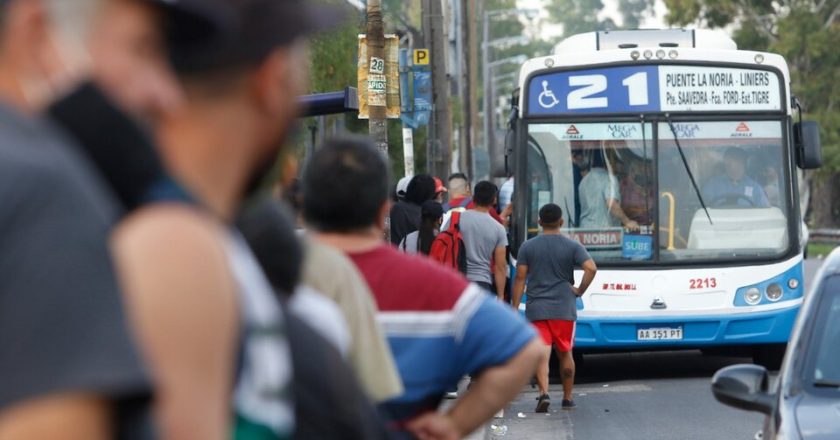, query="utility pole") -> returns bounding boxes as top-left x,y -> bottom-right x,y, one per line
422,0 -> 452,179
467,0 -> 478,181
366,0 -> 388,156
482,11 -> 494,178
459,0 -> 473,177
